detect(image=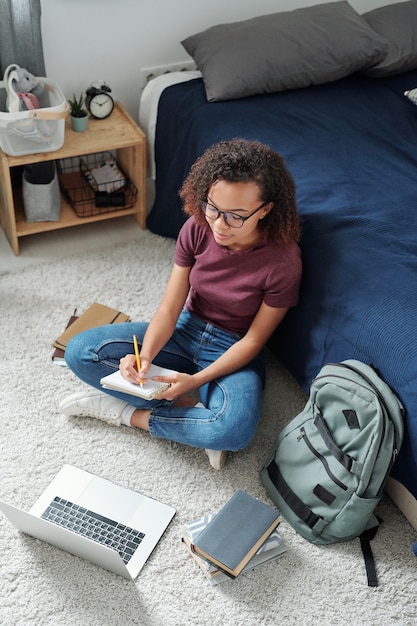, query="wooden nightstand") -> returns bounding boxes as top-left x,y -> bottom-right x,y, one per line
0,101 -> 146,255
